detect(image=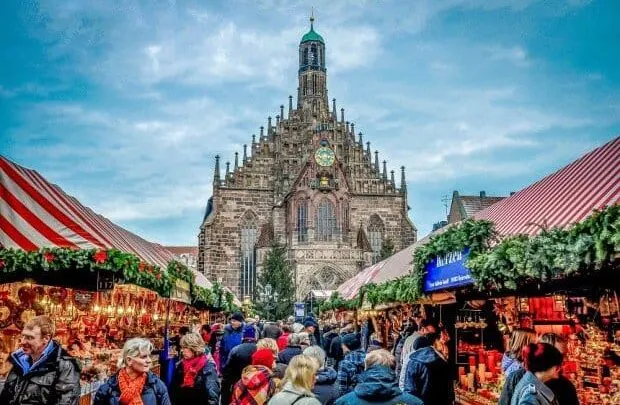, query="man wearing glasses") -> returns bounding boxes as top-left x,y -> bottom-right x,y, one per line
0,315 -> 81,405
